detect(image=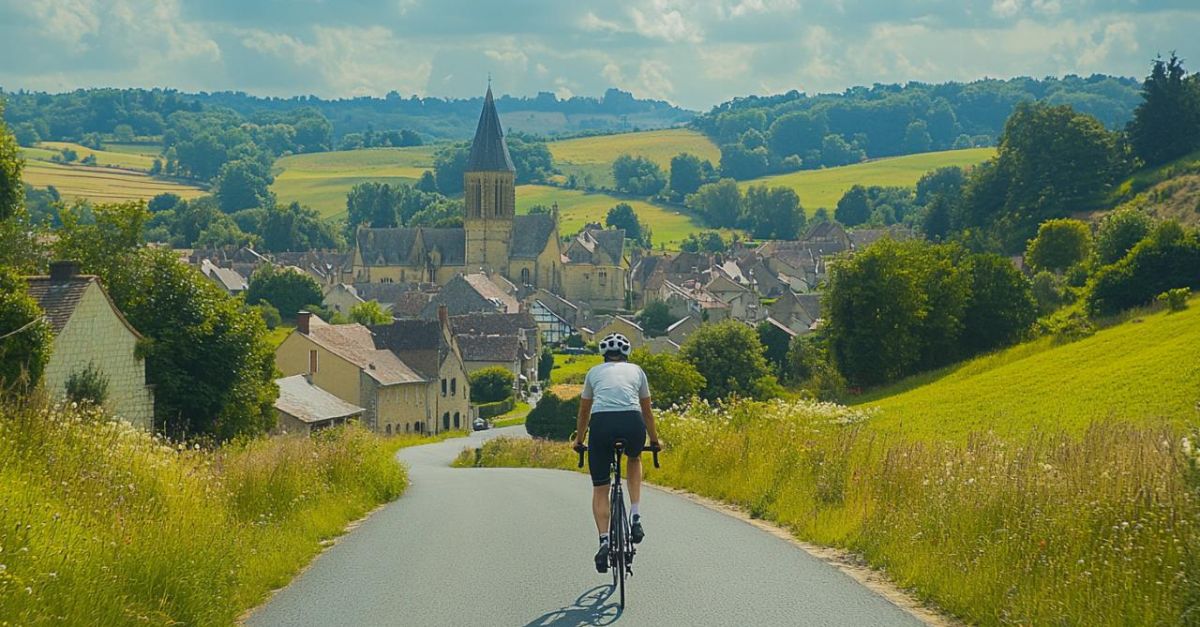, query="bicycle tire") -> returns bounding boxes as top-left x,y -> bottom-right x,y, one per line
615,490 -> 627,608
609,485 -> 620,590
